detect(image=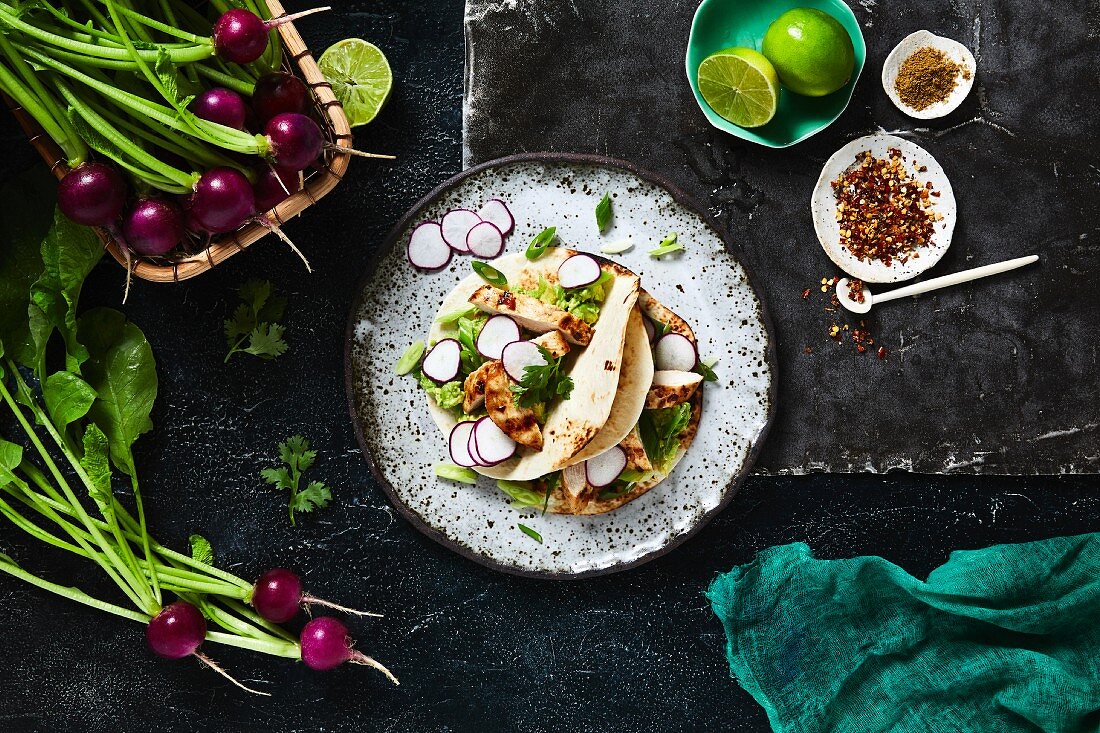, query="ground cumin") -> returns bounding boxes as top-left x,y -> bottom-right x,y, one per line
894,46 -> 970,111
